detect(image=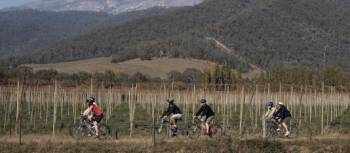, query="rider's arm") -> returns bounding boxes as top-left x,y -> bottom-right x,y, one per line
162,106 -> 171,117
195,106 -> 204,116
83,106 -> 93,116
264,109 -> 270,118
